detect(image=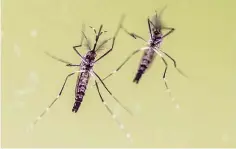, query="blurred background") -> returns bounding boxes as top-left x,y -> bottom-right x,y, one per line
2,0 -> 236,147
